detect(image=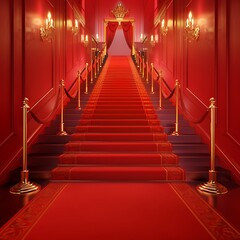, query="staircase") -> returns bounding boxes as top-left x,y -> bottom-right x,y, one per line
26,56 -> 230,183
